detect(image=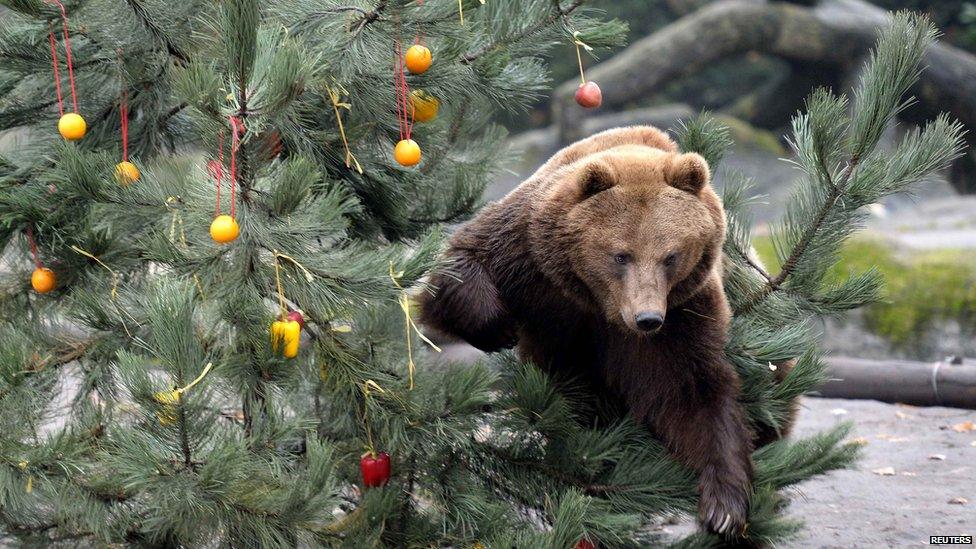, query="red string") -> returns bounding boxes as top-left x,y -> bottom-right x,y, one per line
25,226 -> 41,268
120,89 -> 129,161
209,132 -> 224,217
47,30 -> 64,117
49,0 -> 78,113
393,41 -> 413,141
228,116 -> 242,218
